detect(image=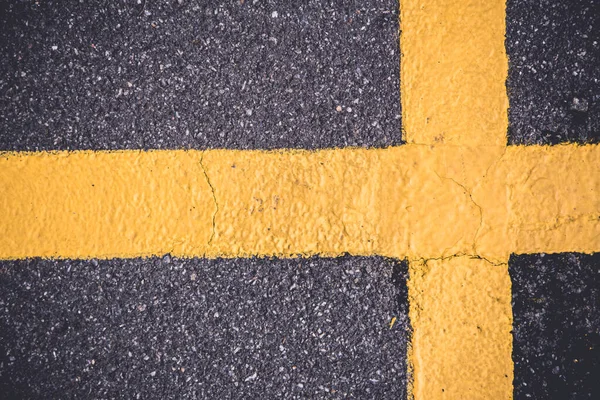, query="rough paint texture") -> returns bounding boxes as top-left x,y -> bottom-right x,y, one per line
1,146 -> 597,262
510,253 -> 600,399
400,0 -> 508,146
0,256 -> 409,399
408,257 -> 513,400
398,2 -> 512,398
